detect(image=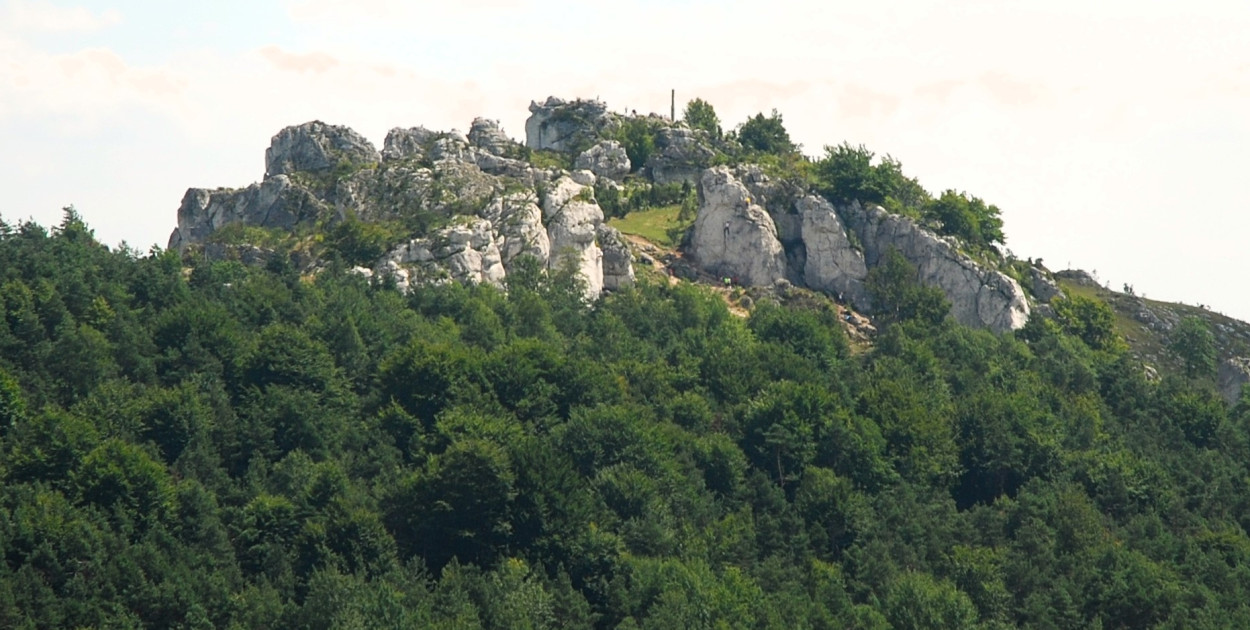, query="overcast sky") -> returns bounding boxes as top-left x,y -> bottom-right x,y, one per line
3,0 -> 1248,319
